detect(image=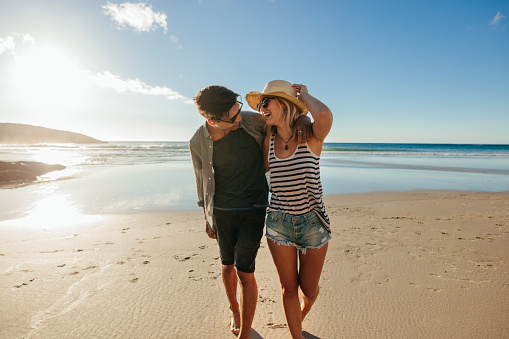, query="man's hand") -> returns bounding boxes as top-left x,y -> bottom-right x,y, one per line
205,222 -> 216,239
